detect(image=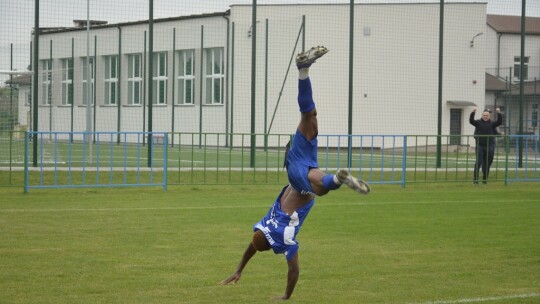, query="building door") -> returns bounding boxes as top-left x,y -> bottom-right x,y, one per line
449,109 -> 462,145
532,103 -> 538,135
